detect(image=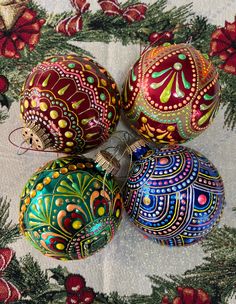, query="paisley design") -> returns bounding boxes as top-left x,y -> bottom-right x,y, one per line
122,43 -> 221,144
124,144 -> 225,246
19,155 -> 122,260
20,54 -> 121,153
